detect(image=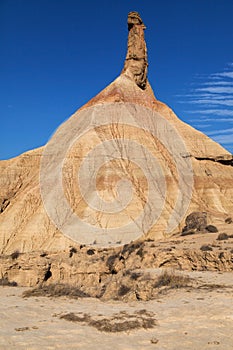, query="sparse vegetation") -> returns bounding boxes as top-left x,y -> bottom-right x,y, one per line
87,249 -> 95,255
23,284 -> 90,299
206,225 -> 218,233
217,233 -> 229,241
151,338 -> 159,344
225,217 -> 232,224
60,312 -> 90,323
118,284 -> 131,296
218,252 -> 225,259
0,277 -> 17,286
181,230 -> 195,236
106,254 -> 119,274
11,250 -> 20,260
130,272 -> 142,280
69,247 -> 77,257
200,245 -> 213,251
154,270 -> 191,289
40,252 -> 47,257
59,309 -> 157,332
136,246 -> 144,258
121,241 -> 144,256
